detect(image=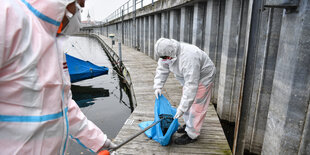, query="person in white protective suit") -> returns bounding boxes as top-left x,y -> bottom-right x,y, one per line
59,0 -> 83,35
154,38 -> 215,145
0,0 -> 116,154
